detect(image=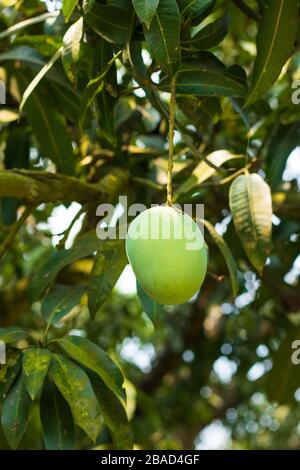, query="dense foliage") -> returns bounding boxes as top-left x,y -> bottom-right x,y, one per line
0,0 -> 300,450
